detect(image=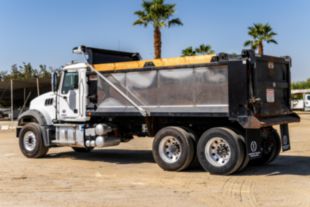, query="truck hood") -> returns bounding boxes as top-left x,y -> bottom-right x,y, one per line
30,92 -> 55,110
